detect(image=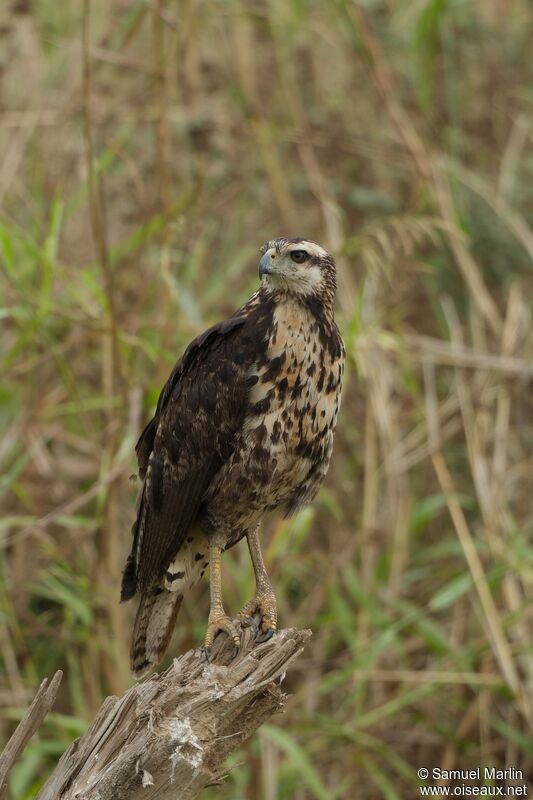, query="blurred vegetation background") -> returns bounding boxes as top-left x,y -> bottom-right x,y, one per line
1,0 -> 532,797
